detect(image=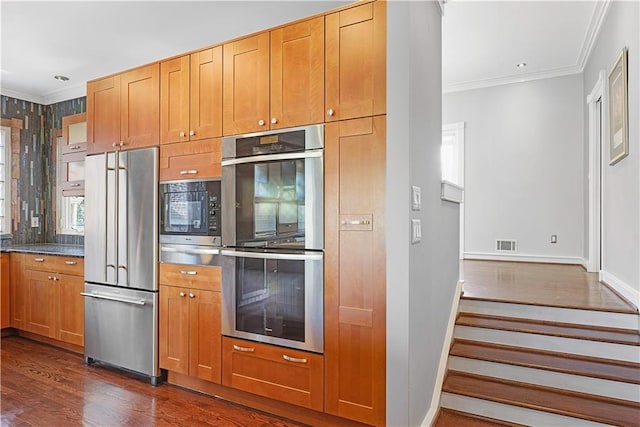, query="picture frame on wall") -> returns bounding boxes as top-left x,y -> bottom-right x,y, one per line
608,47 -> 629,165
